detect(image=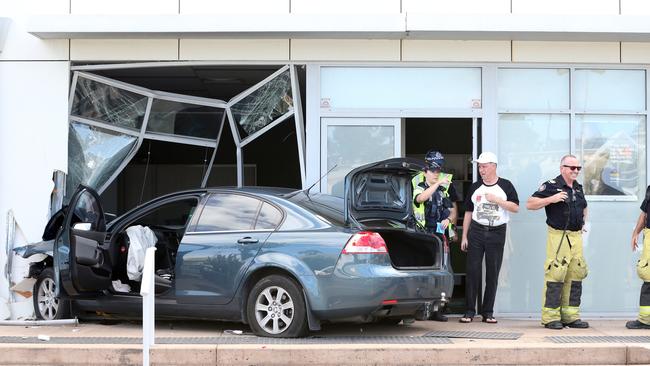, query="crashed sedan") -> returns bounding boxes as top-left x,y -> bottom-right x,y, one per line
16,158 -> 453,337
